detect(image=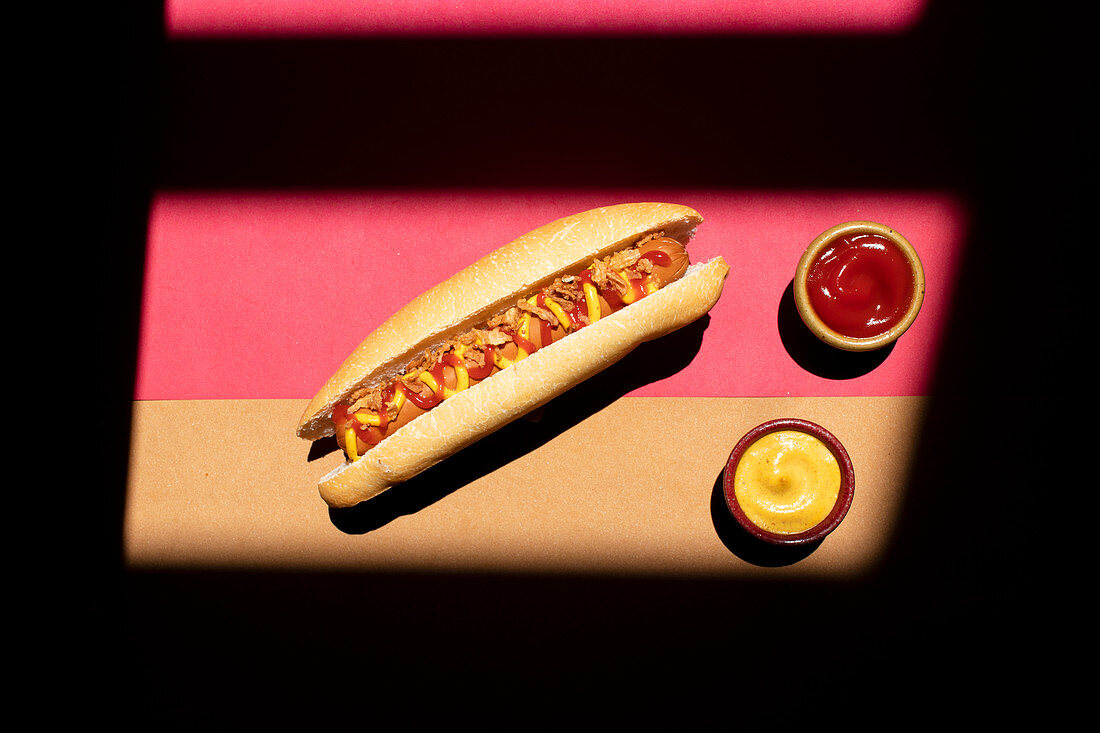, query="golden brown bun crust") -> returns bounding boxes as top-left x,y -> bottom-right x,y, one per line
296,203 -> 704,441
318,256 -> 729,508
